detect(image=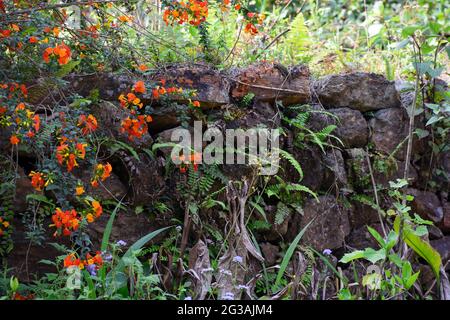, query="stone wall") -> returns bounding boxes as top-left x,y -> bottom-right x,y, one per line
3,62 -> 449,281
